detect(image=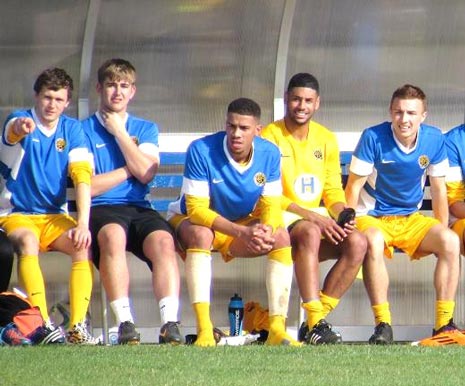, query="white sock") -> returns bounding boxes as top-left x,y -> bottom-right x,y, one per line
159,296 -> 179,324
266,259 -> 293,317
110,297 -> 134,325
185,249 -> 212,303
